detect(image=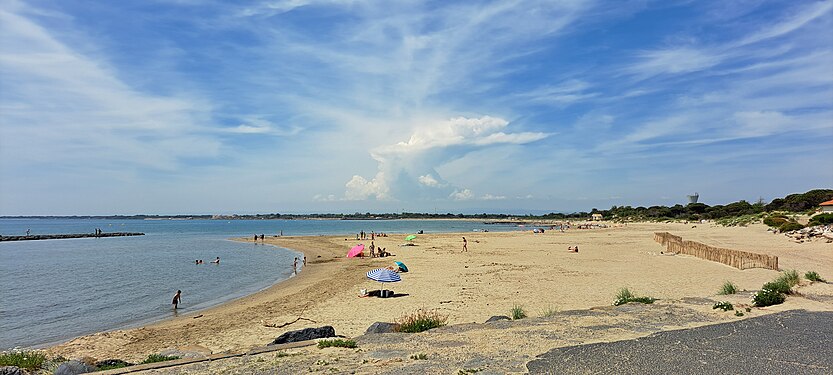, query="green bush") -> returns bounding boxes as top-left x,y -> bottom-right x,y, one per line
410,353 -> 428,360
510,305 -> 527,320
752,288 -> 786,307
712,301 -> 734,311
778,222 -> 805,232
805,271 -> 826,282
809,213 -> 833,226
317,339 -> 357,349
762,279 -> 792,295
718,281 -> 738,295
396,309 -> 448,333
763,216 -> 789,227
0,350 -> 47,370
140,354 -> 180,364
